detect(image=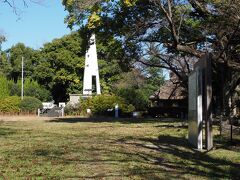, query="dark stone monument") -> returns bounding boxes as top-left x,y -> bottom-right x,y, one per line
188,54 -> 213,150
